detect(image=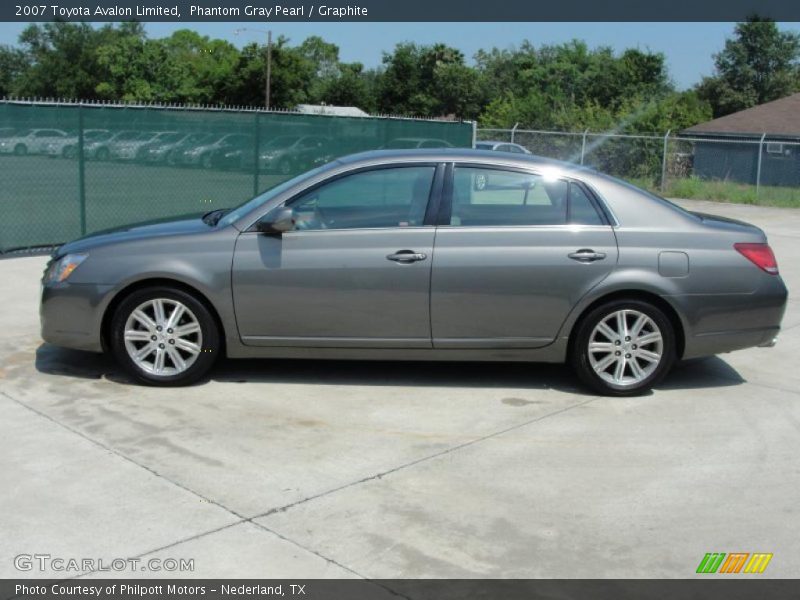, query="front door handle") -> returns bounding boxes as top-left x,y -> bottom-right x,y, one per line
568,249 -> 607,262
387,250 -> 428,263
